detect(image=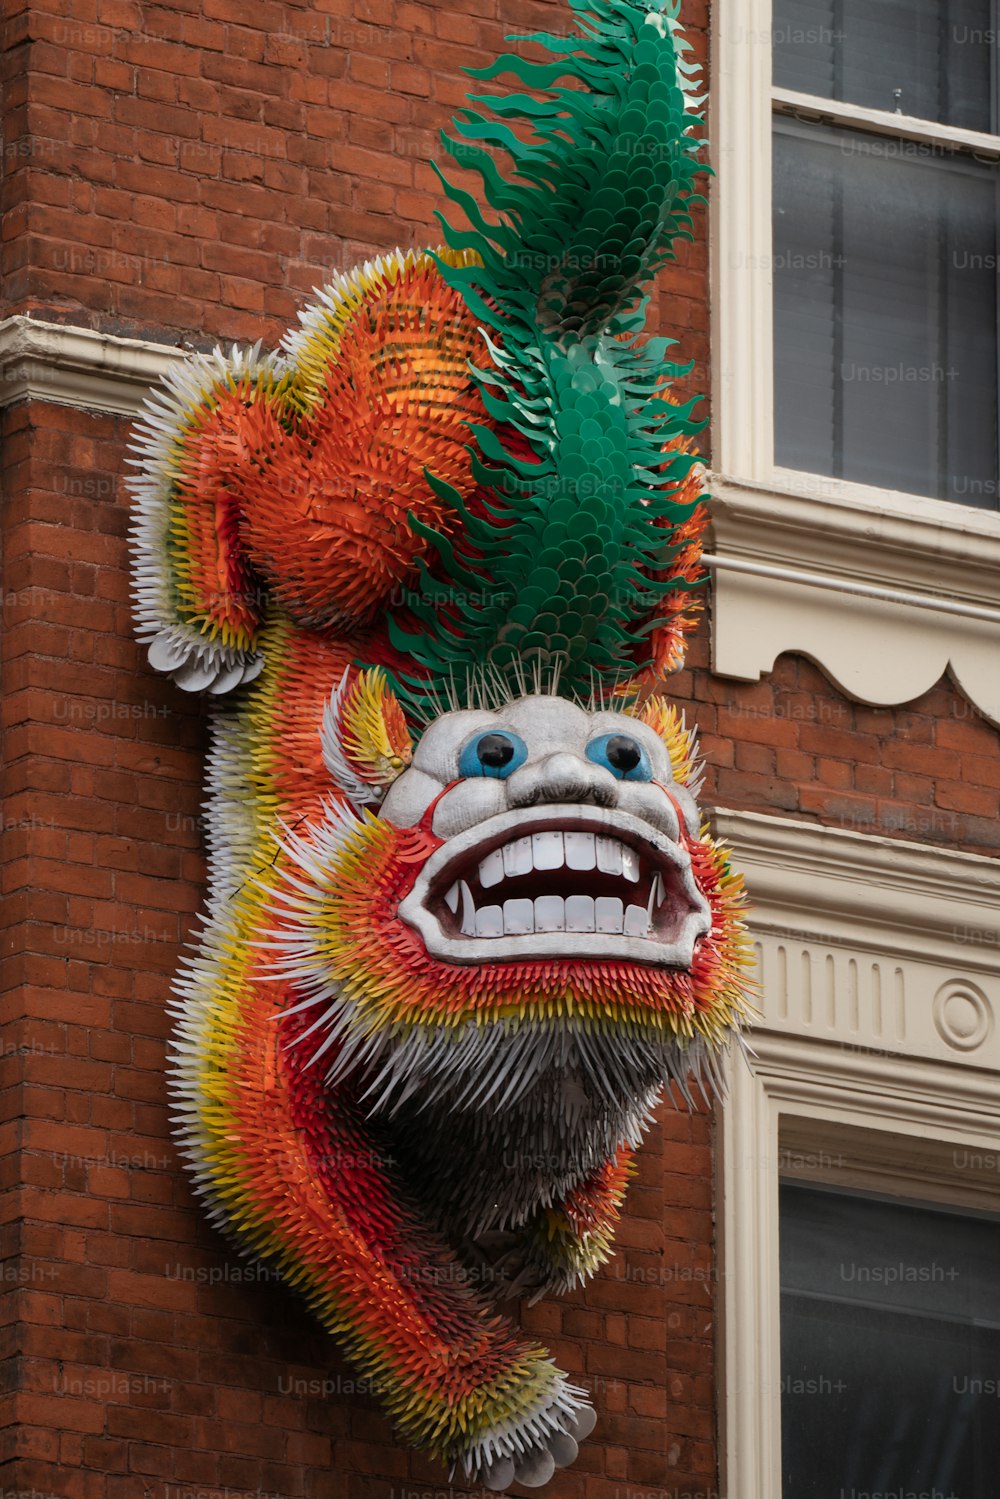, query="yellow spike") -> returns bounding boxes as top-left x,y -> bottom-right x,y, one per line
342,668 -> 413,786
631,694 -> 699,786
